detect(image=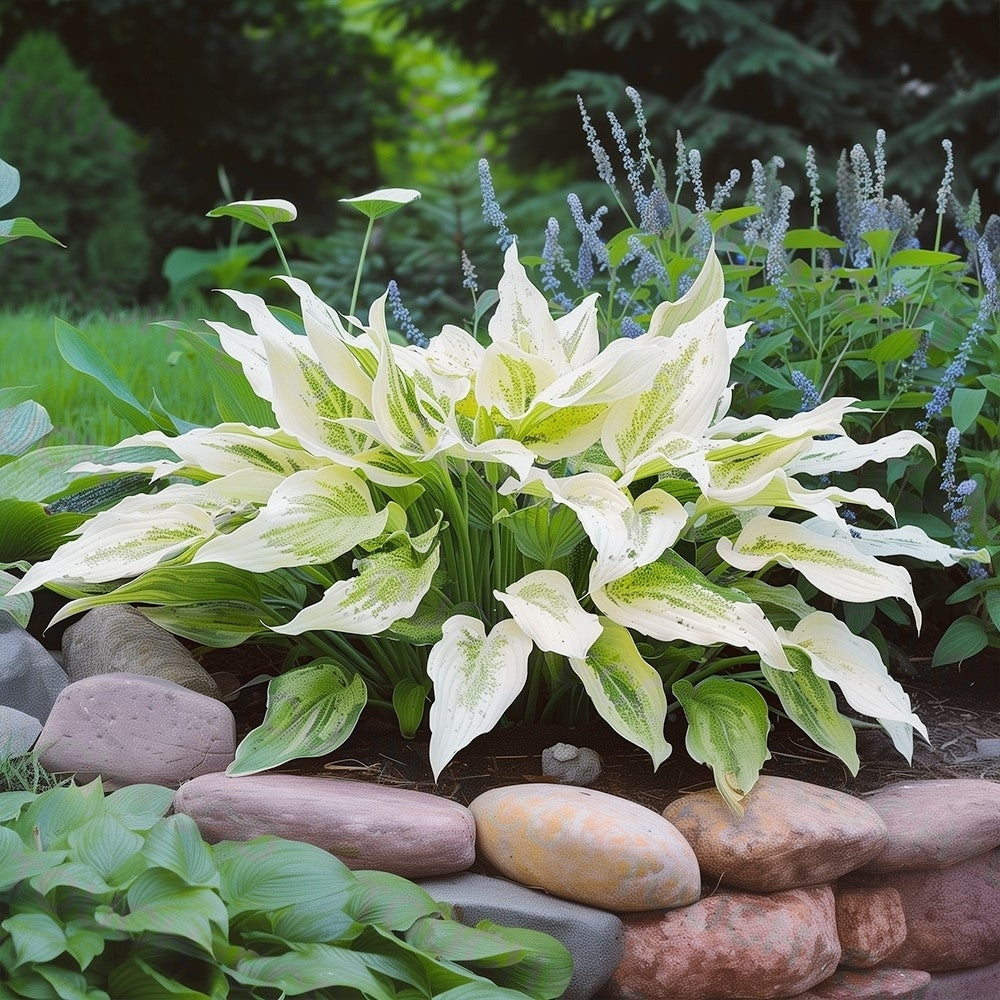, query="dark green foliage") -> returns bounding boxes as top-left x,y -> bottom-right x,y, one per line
0,32 -> 151,306
381,0 -> 999,227
0,0 -> 396,293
